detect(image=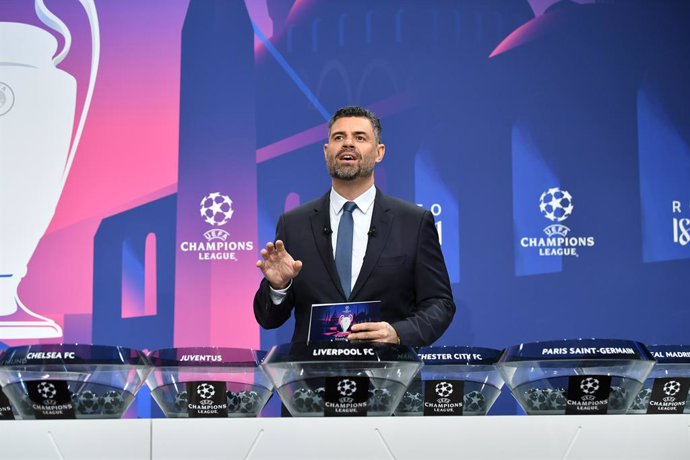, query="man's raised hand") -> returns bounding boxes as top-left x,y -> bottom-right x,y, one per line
256,240 -> 302,289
